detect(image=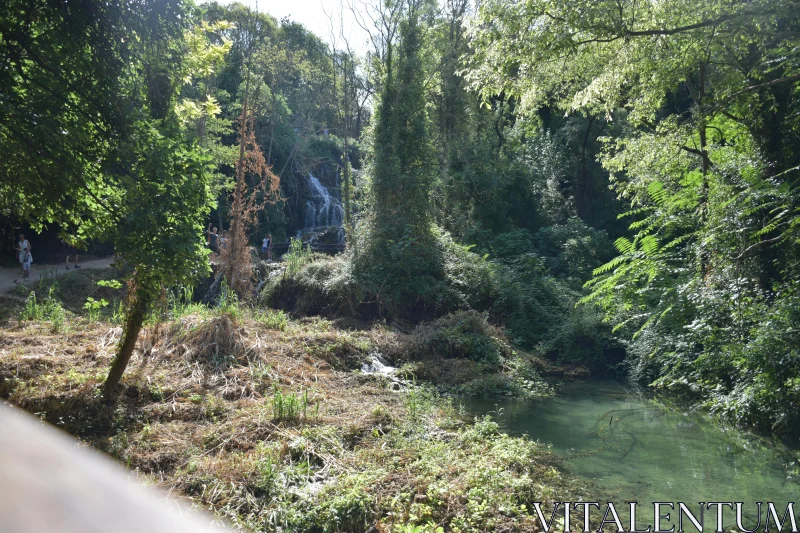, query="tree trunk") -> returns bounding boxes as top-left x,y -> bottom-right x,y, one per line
104,285 -> 148,397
